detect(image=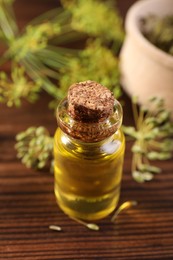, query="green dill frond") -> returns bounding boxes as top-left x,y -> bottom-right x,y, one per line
0,66 -> 41,107
0,0 -> 124,107
123,98 -> 173,183
59,40 -> 121,98
8,23 -> 61,61
15,126 -> 54,171
61,0 -> 124,51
